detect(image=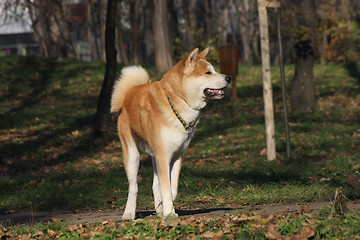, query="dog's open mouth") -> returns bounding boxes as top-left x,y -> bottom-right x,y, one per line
204,88 -> 225,99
